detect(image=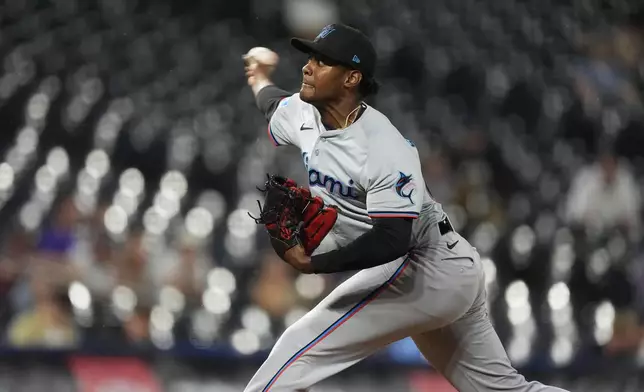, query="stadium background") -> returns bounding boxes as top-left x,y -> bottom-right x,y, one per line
0,0 -> 643,390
